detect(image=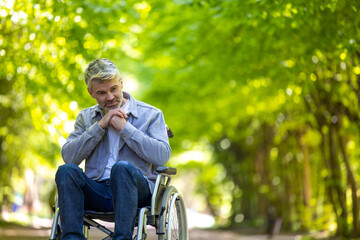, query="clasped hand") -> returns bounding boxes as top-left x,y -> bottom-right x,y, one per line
98,108 -> 128,130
